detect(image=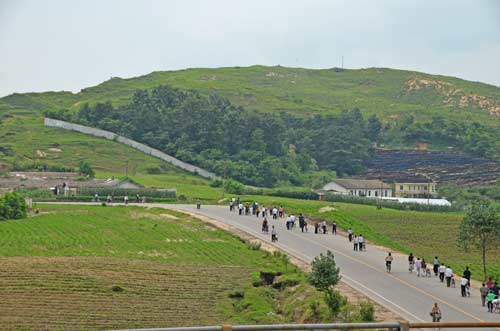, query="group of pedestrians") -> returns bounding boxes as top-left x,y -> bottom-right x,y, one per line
347,228 -> 365,251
